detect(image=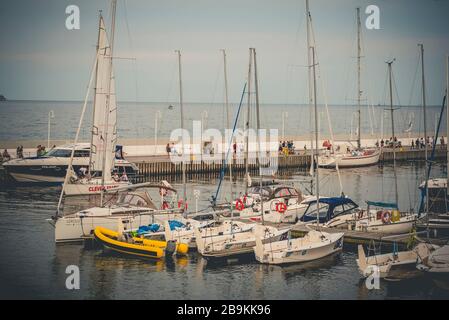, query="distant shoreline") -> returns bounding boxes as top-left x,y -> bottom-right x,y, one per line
0,99 -> 439,108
